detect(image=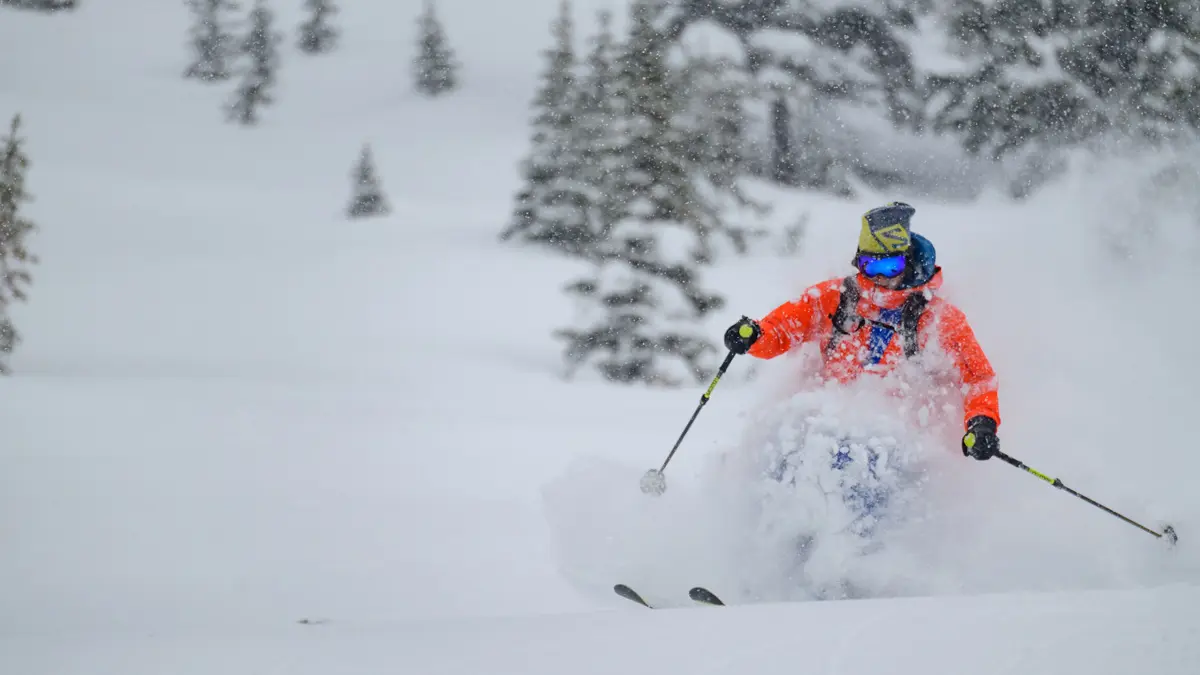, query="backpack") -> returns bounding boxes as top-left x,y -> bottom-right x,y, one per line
824,275 -> 930,361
